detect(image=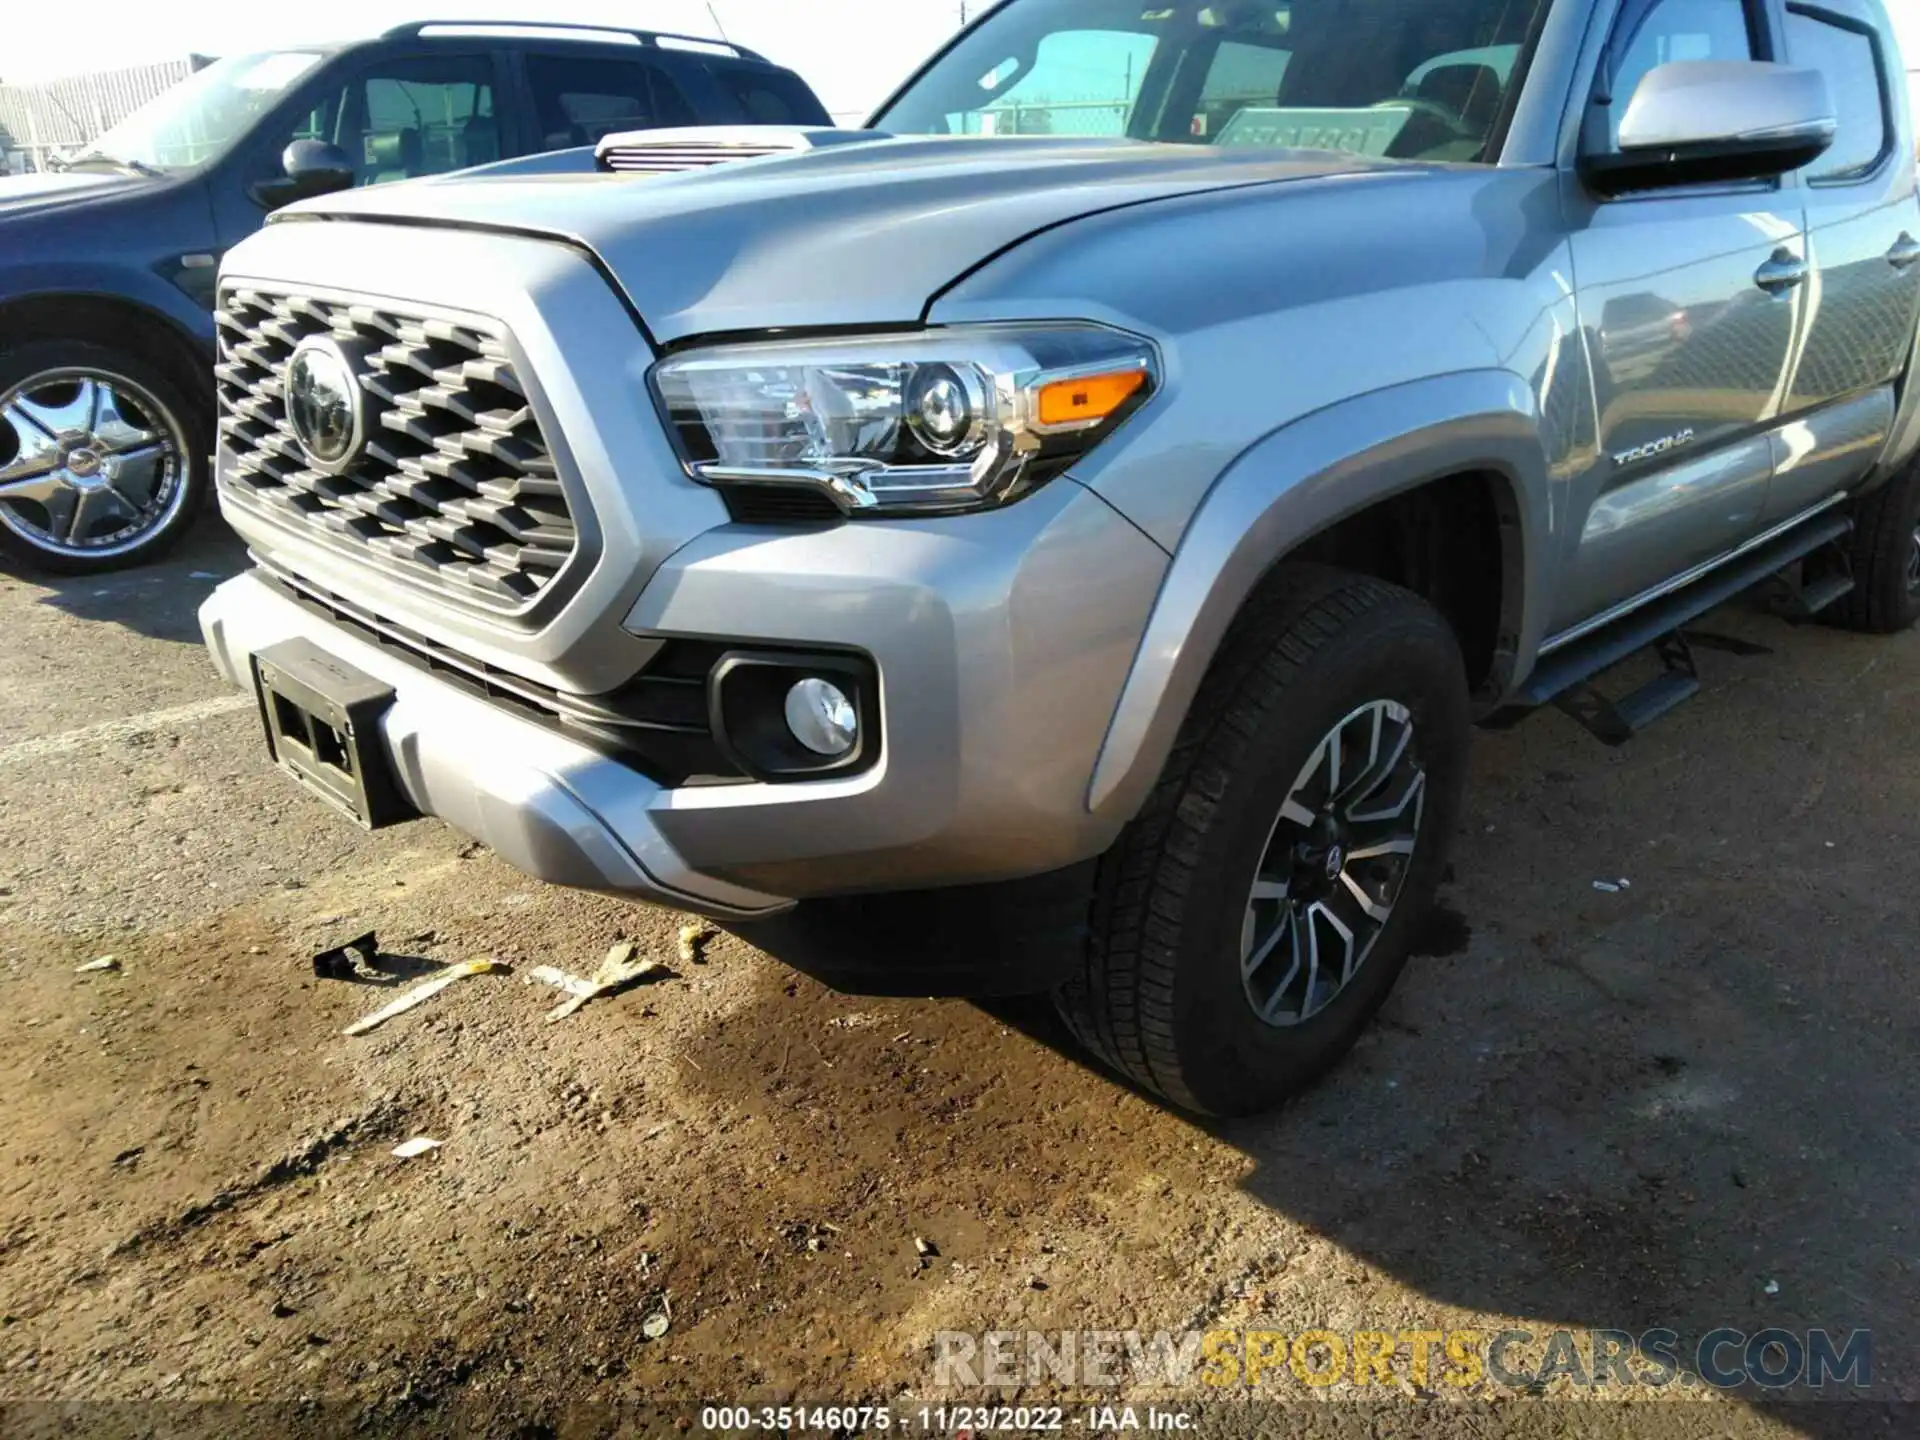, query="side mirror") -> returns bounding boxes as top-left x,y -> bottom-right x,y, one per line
1582,60 -> 1836,196
250,138 -> 355,209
